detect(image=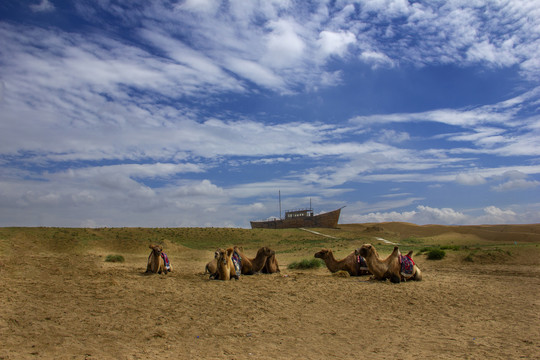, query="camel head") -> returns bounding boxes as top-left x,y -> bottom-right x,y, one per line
257,246 -> 275,257
216,248 -> 228,266
217,248 -> 234,267
314,249 -> 331,259
214,249 -> 223,259
356,244 -> 373,258
149,244 -> 163,256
